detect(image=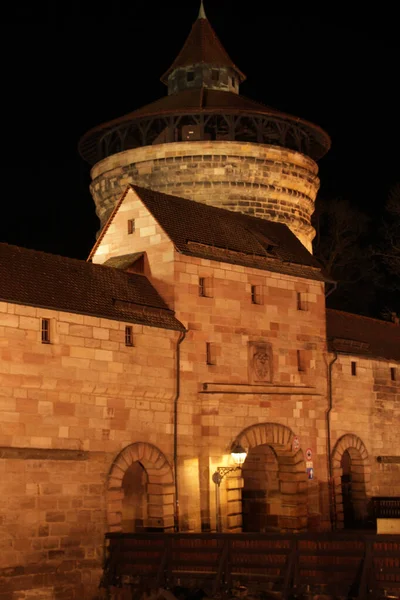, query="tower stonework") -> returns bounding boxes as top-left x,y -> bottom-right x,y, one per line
79,7 -> 330,252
